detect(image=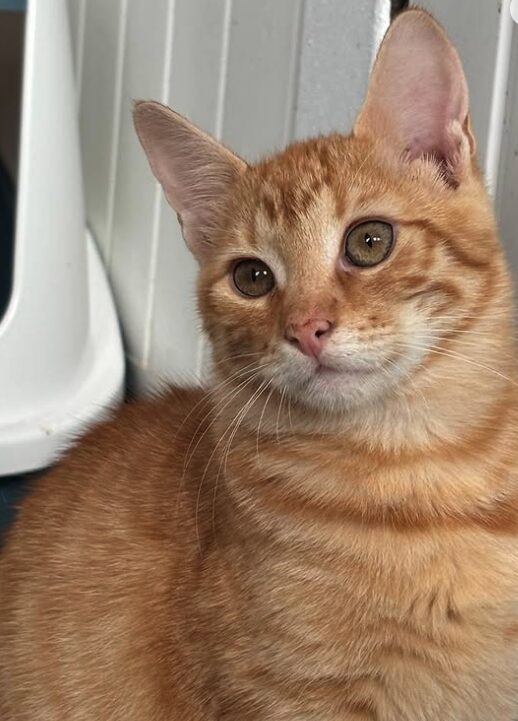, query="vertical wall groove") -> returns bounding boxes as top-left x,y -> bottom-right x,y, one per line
214,0 -> 232,141
105,0 -> 128,268
485,0 -> 514,199
74,0 -> 86,108
142,0 -> 176,366
285,0 -> 305,145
